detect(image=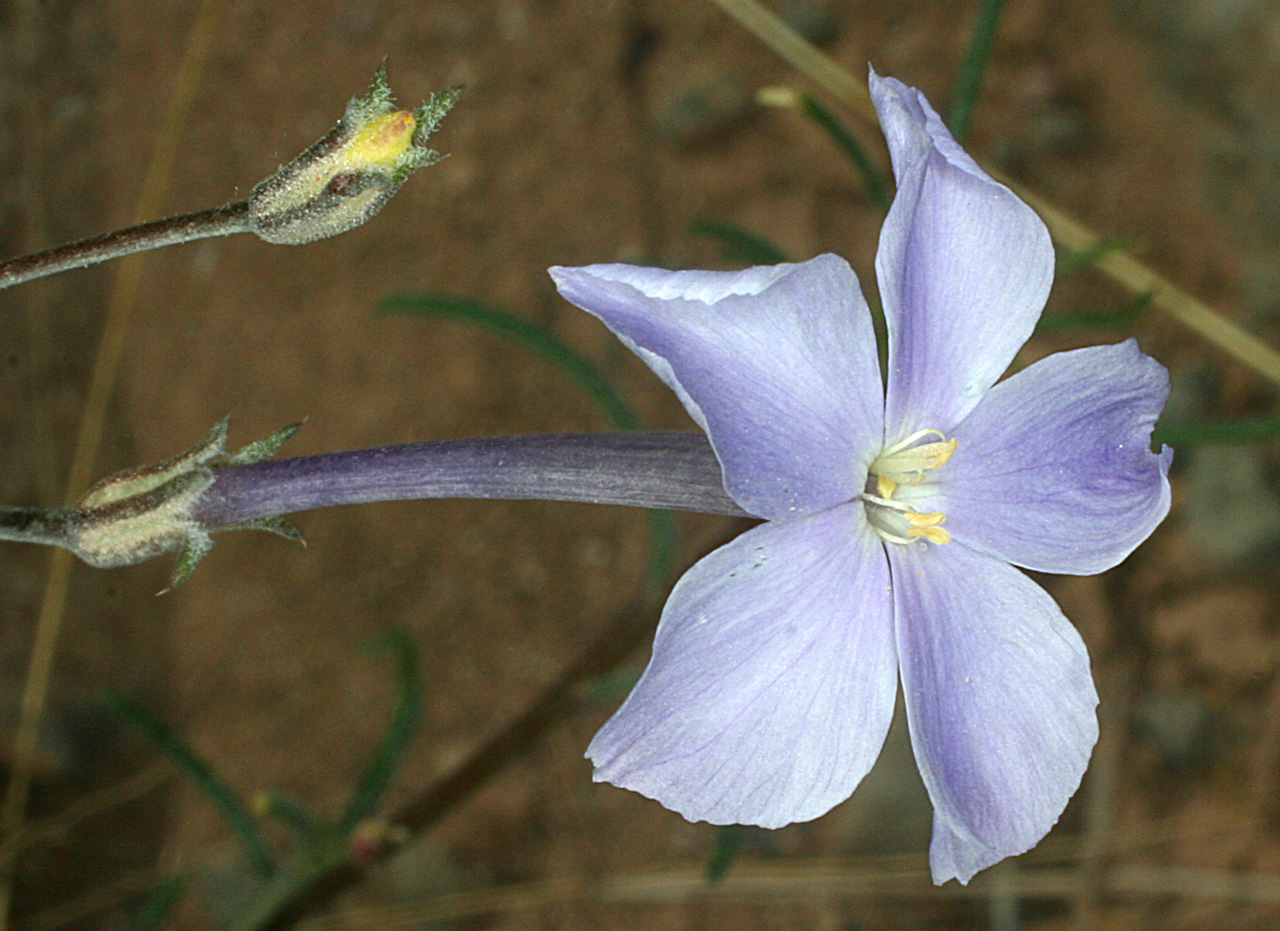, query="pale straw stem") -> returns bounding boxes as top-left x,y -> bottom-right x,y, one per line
708,0 -> 1280,388
0,0 -> 229,924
